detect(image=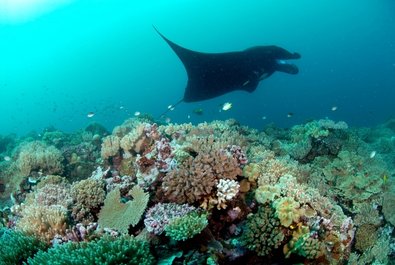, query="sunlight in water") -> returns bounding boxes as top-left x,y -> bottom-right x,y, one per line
0,0 -> 75,23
